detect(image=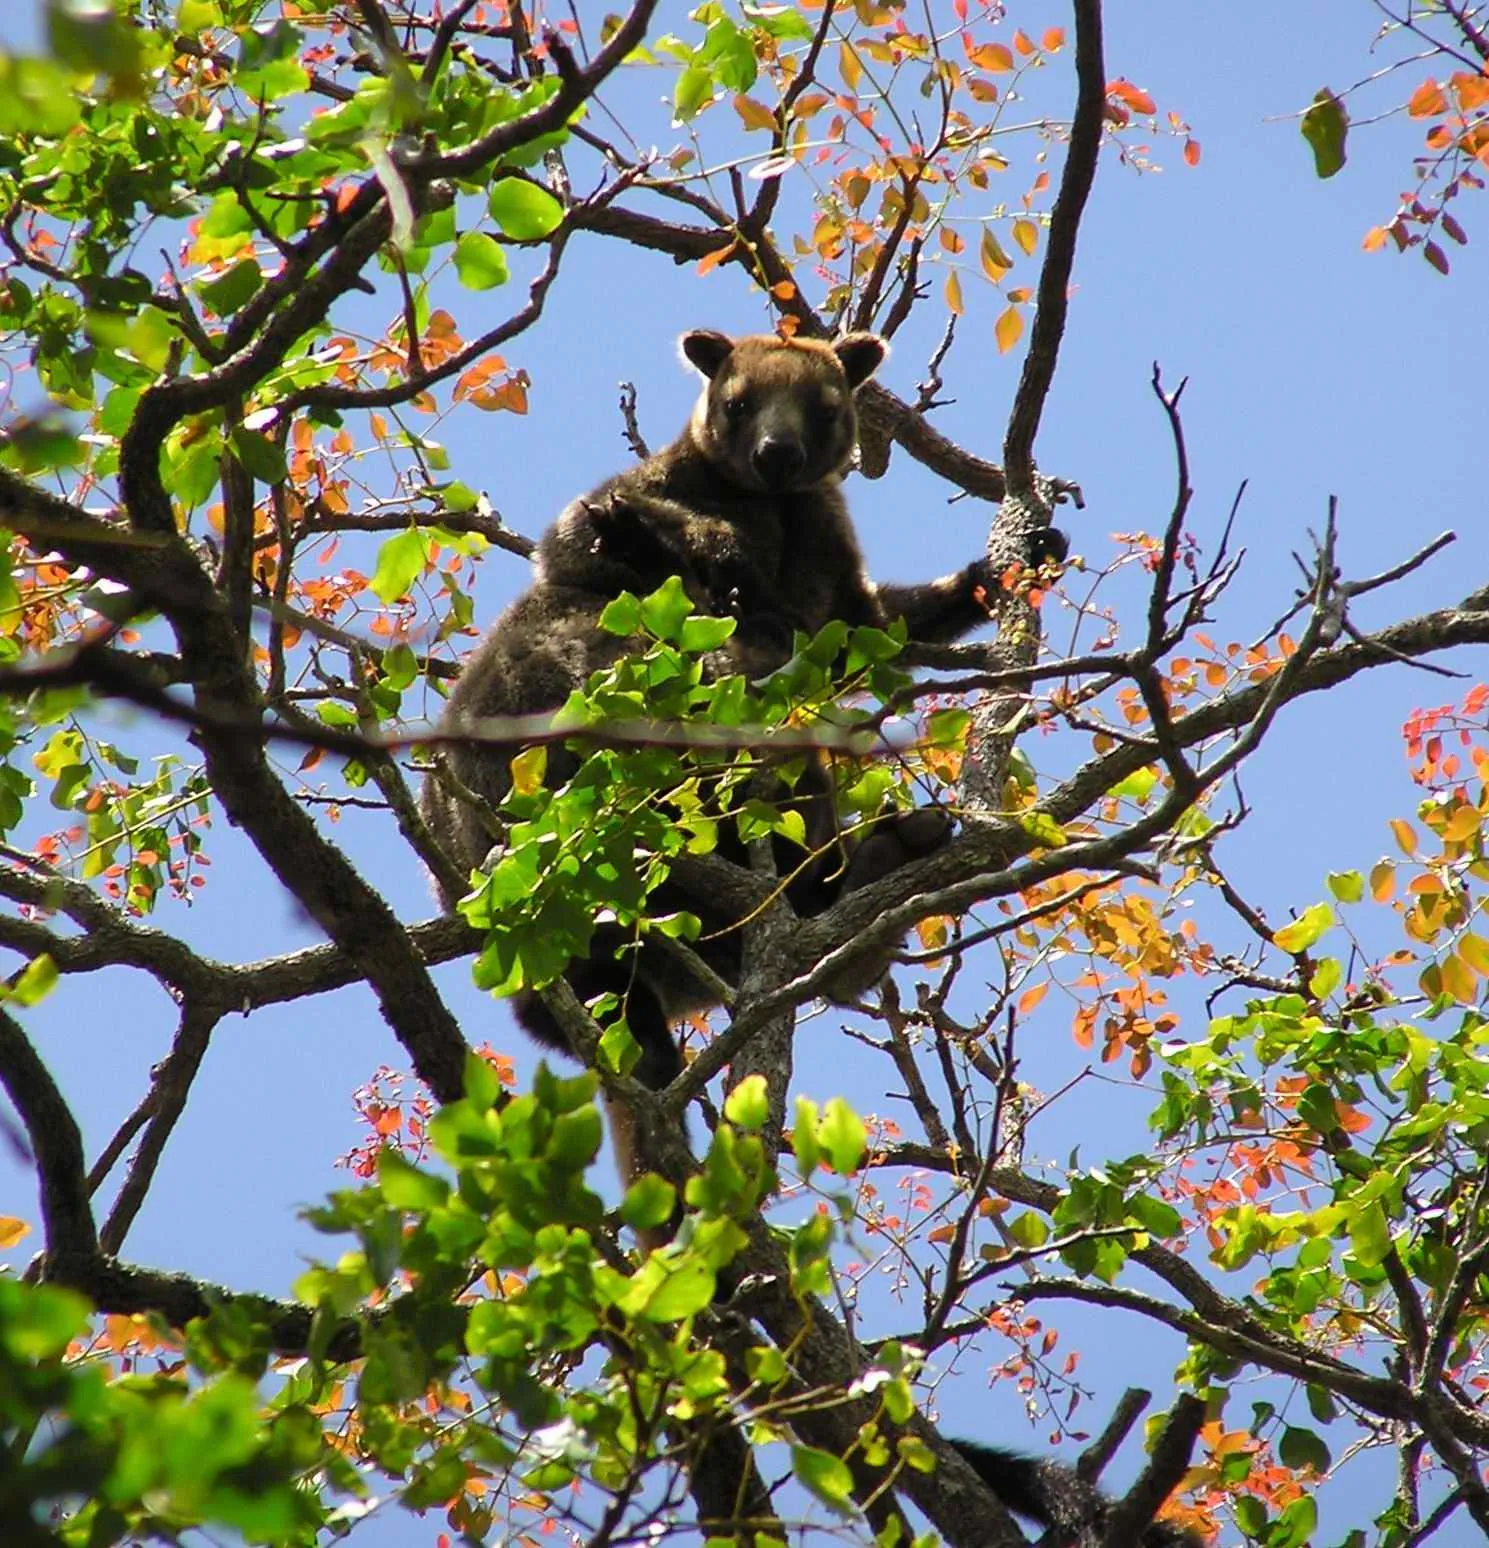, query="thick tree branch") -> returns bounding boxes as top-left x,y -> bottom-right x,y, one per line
1002,0 -> 1105,496
0,1008 -> 98,1264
